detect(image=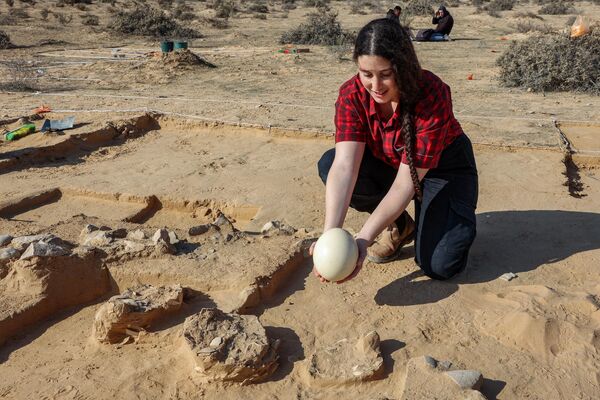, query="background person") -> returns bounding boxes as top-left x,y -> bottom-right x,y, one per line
312,18 -> 478,283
